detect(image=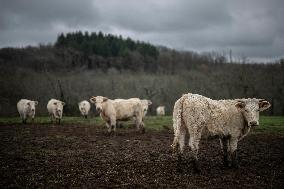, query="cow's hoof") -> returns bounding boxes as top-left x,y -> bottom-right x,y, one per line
140,128 -> 145,134
231,163 -> 239,169
107,131 -> 113,136
223,161 -> 230,168
192,160 -> 201,174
